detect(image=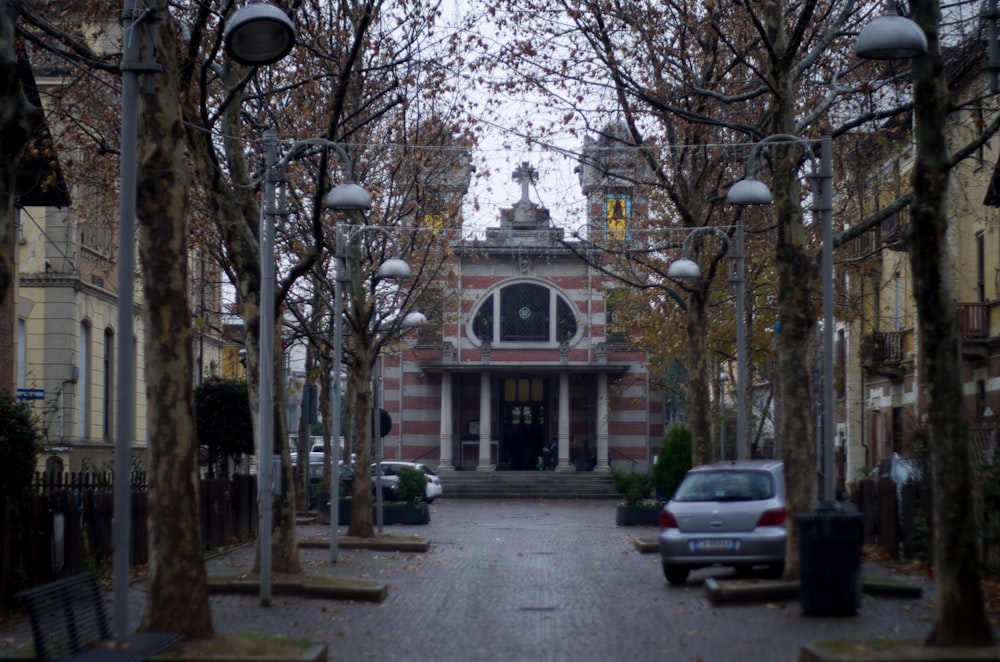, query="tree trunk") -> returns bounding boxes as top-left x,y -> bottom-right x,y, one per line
271,347 -> 300,574
910,0 -> 995,646
766,0 -> 819,582
347,351 -> 376,536
0,168 -> 16,390
136,0 -> 211,637
685,287 -> 714,466
180,58 -> 303,577
316,353 -> 334,523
